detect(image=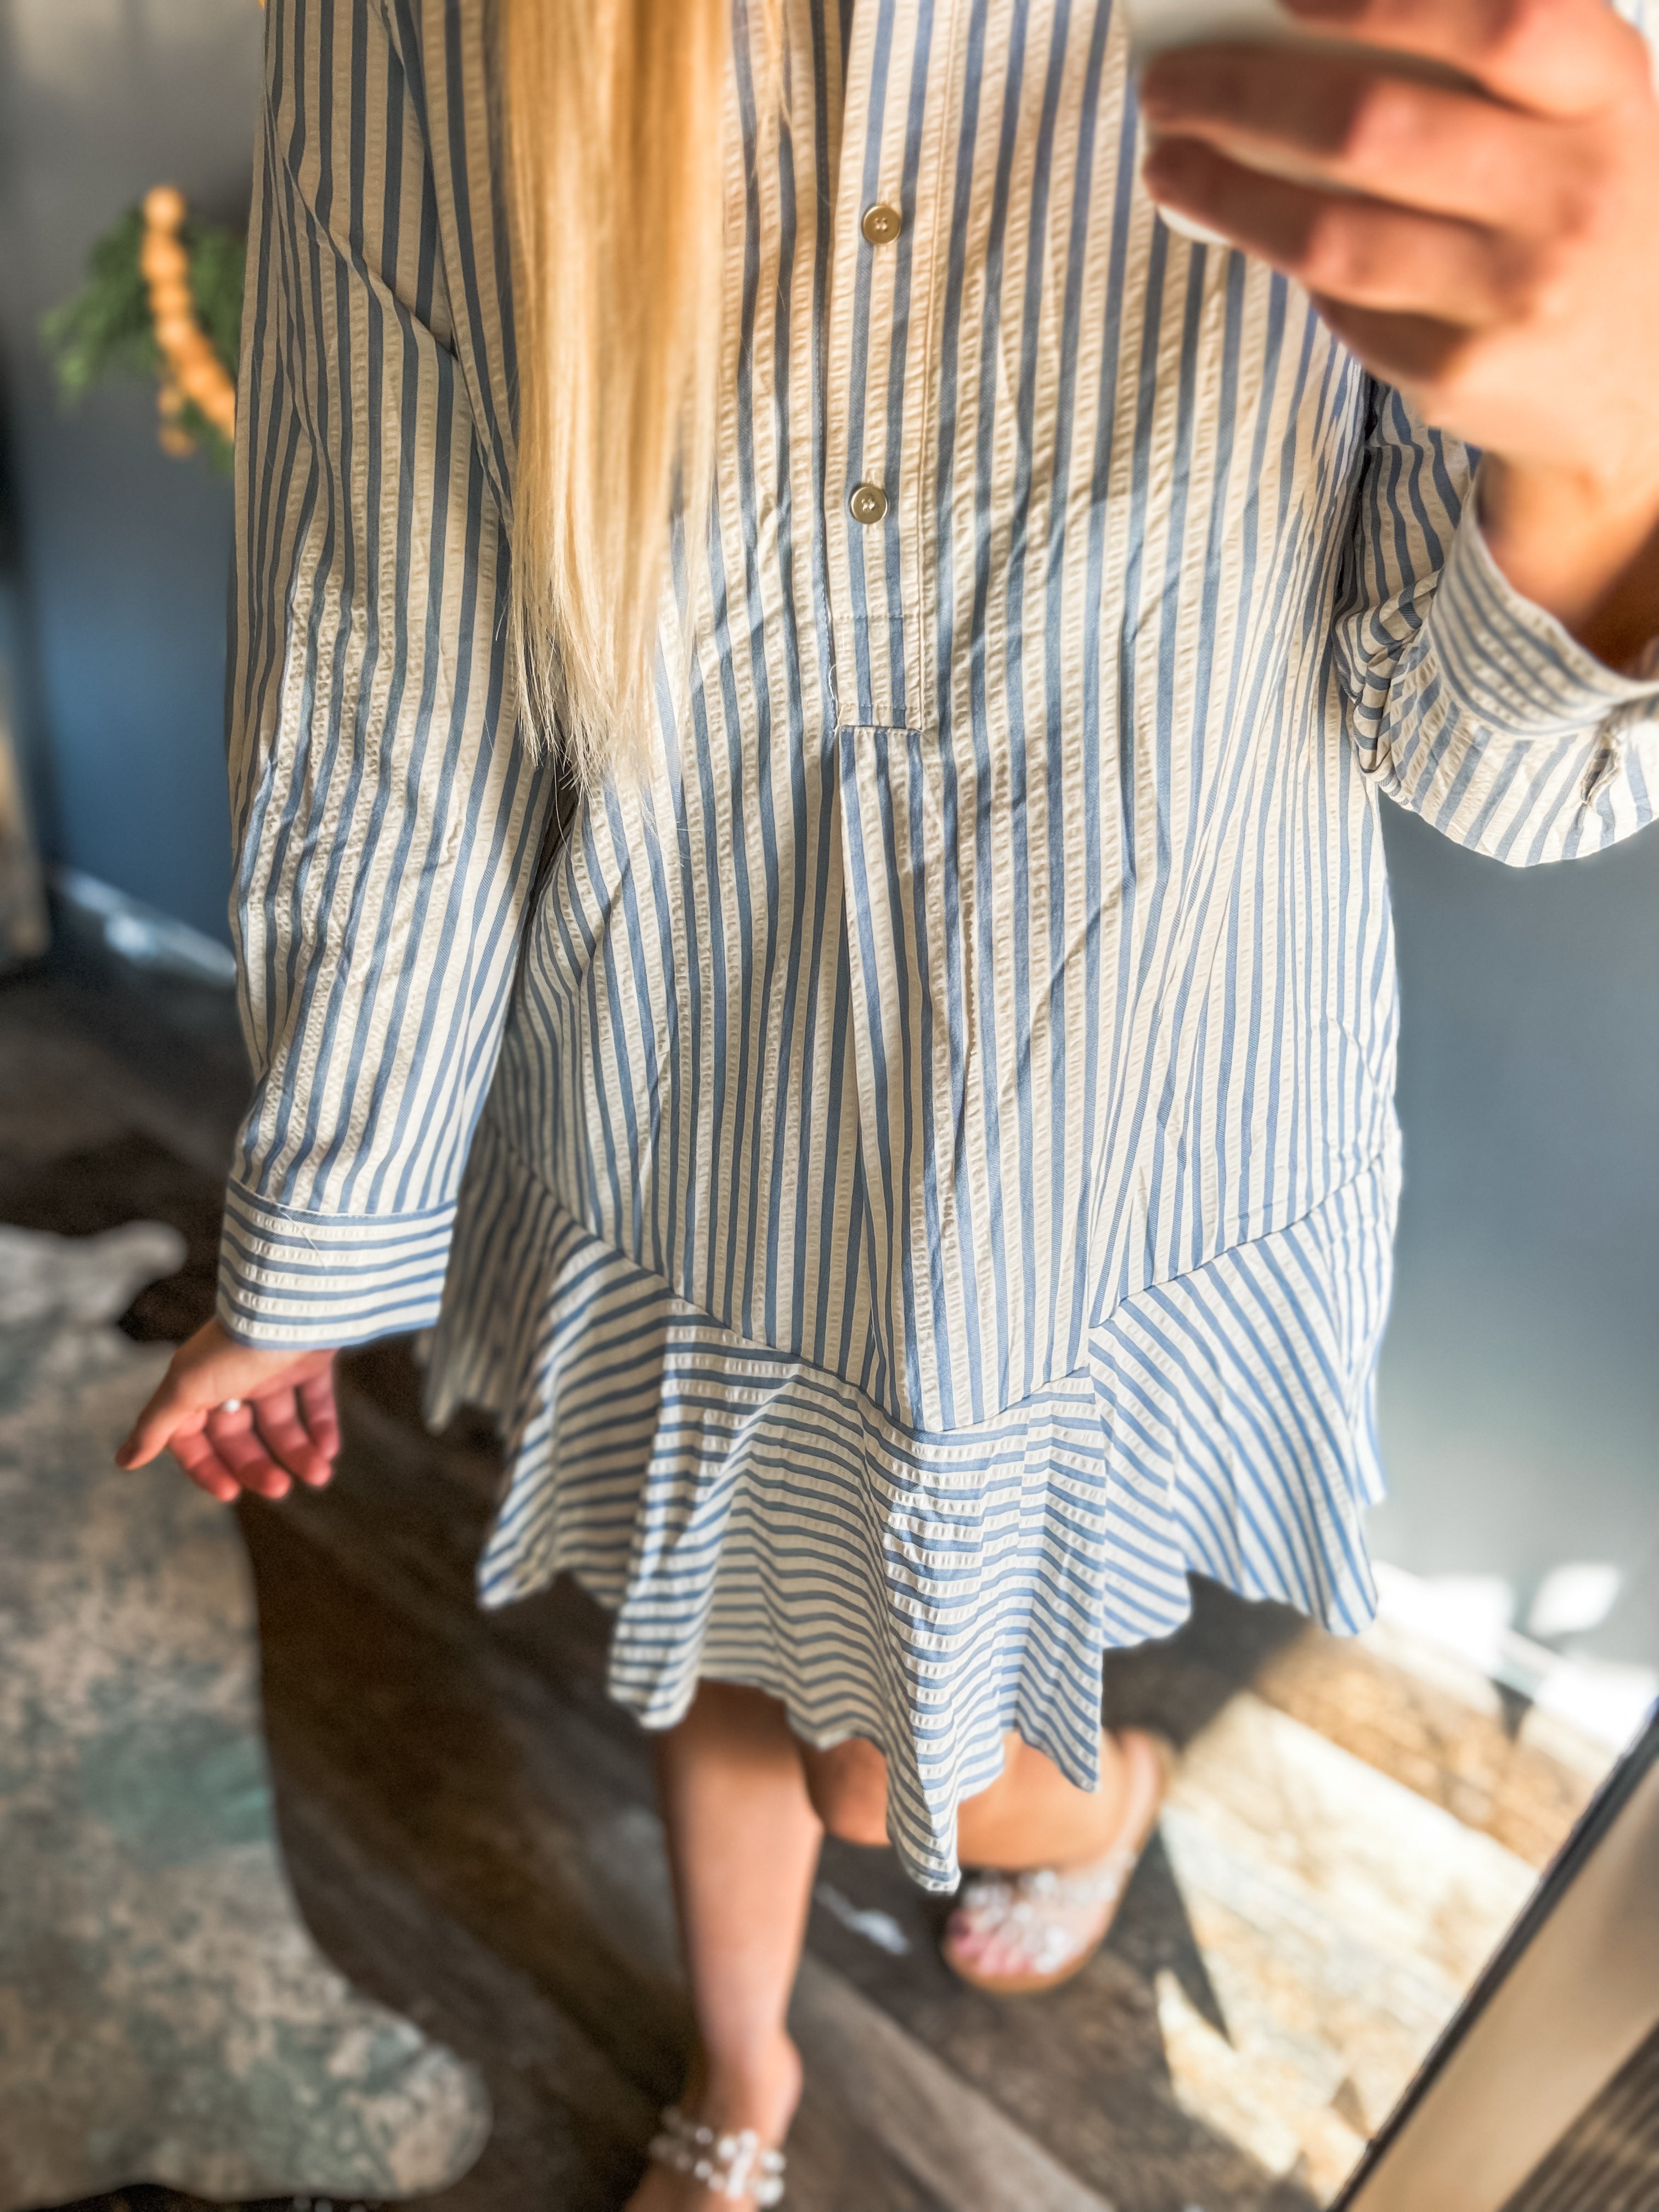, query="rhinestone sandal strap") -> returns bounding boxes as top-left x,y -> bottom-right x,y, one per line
1017,1848 -> 1137,1906
949,1848 -> 1140,1977
648,2106 -> 787,2205
960,1845 -> 1135,1915
945,1731 -> 1175,1987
